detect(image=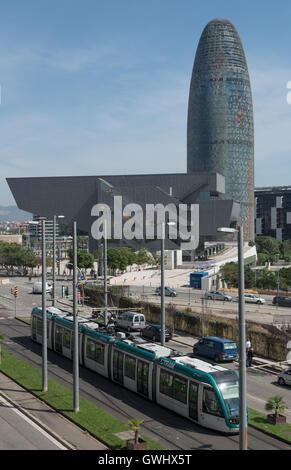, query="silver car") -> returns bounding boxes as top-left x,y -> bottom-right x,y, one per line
277,369 -> 291,386
205,291 -> 232,301
235,294 -> 265,304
